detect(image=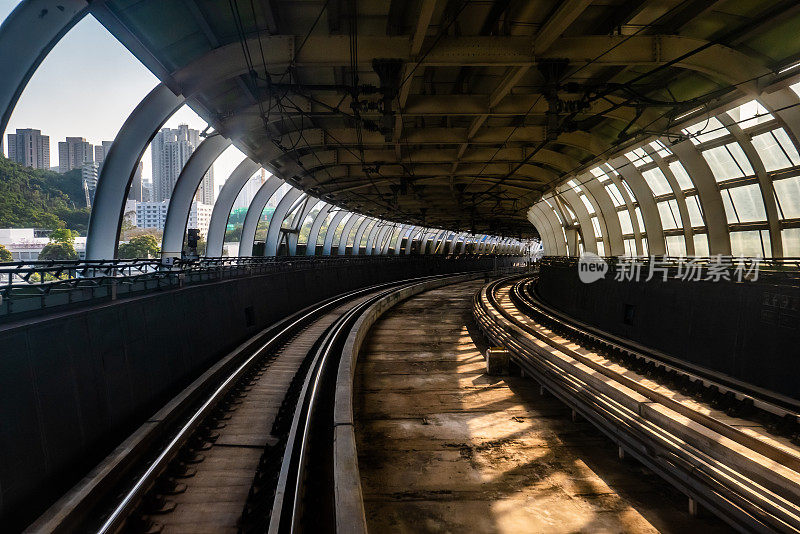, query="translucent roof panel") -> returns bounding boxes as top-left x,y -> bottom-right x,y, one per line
624,239 -> 636,257
791,81 -> 800,99
665,235 -> 686,257
589,167 -> 608,182
720,184 -> 767,223
591,216 -> 602,238
657,199 -> 682,230
782,228 -> 800,256
549,206 -> 564,225
618,209 -> 633,234
693,234 -> 709,257
751,128 -> 800,172
682,117 -> 727,145
668,160 -> 694,190
773,175 -> 800,219
605,183 -> 625,207
635,206 -> 645,233
641,167 -> 673,196
702,142 -> 754,182
726,100 -> 773,130
684,194 -> 705,227
597,241 -> 606,256
649,140 -> 672,157
624,147 -> 653,167
619,178 -> 637,202
730,230 -> 770,257
564,203 -> 577,223
579,194 -> 595,214
567,179 -> 583,193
